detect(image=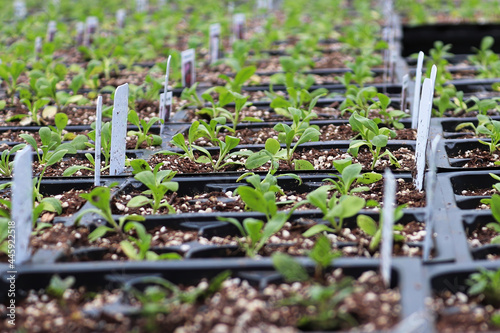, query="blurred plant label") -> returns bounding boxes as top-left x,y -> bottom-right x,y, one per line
136,0 -> 148,12
94,96 -> 103,186
116,9 -> 126,29
228,2 -> 234,13
209,23 -> 221,64
423,135 -> 441,260
46,21 -> 57,42
233,13 -> 246,42
401,74 -> 409,112
34,37 -> 42,56
75,22 -> 85,46
257,0 -> 273,10
411,51 -> 424,128
381,168 -> 396,287
110,84 -> 129,176
181,49 -> 196,88
414,78 -> 433,191
13,145 -> 33,266
164,55 -> 171,94
85,16 -> 98,46
160,91 -> 173,133
14,0 -> 27,20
